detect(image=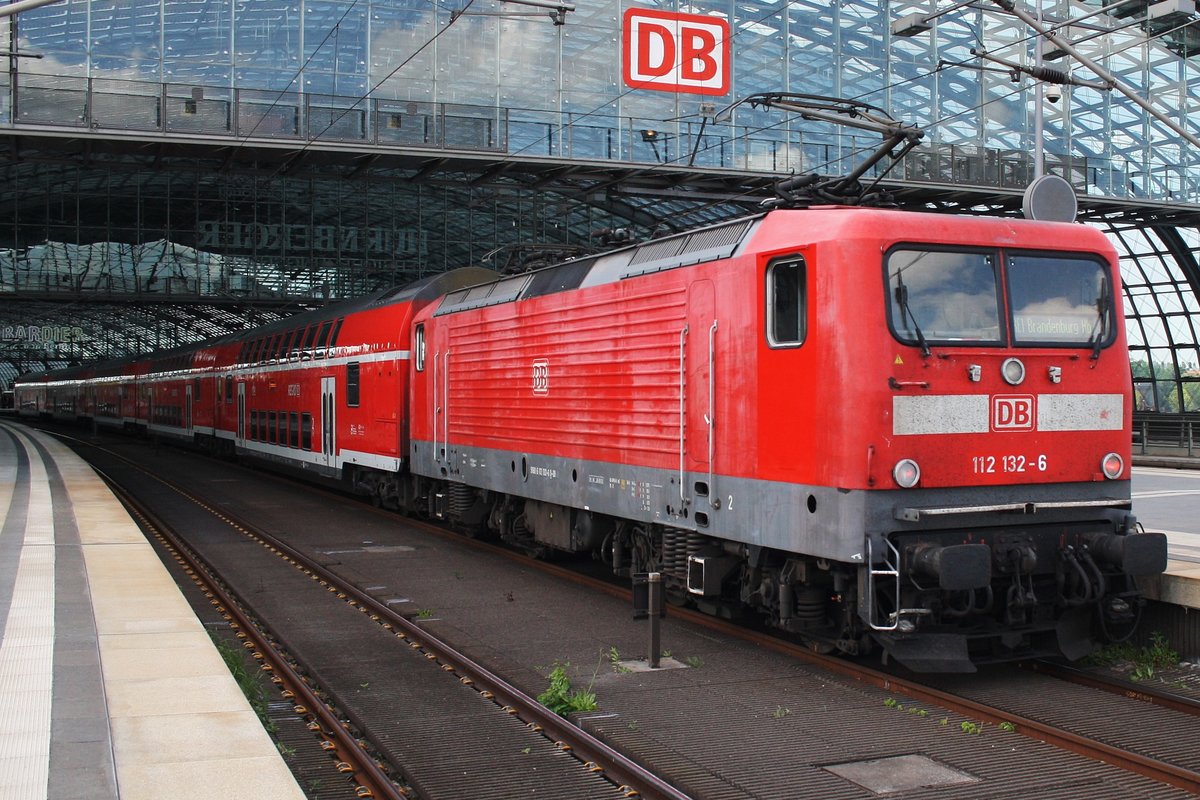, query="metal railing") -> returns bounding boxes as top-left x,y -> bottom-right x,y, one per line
1134,412 -> 1198,457
4,73 -> 1195,200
